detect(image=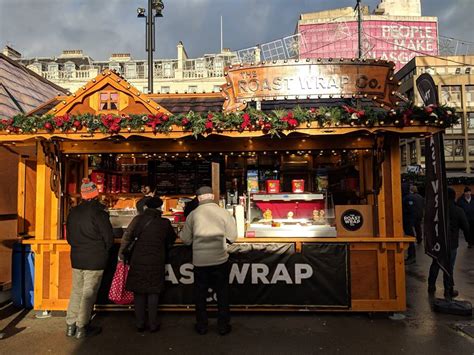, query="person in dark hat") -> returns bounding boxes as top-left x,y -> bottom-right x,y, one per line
428,187 -> 469,298
66,178 -> 114,339
456,186 -> 474,248
118,196 -> 176,332
136,185 -> 156,214
180,186 -> 237,336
